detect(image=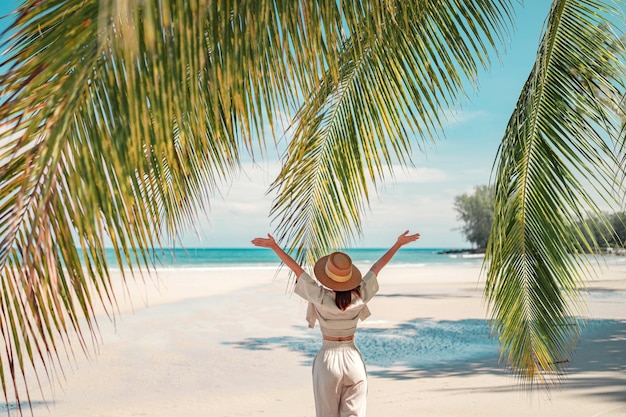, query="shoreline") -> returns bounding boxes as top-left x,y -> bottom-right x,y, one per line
5,262 -> 625,417
100,251 -> 626,272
